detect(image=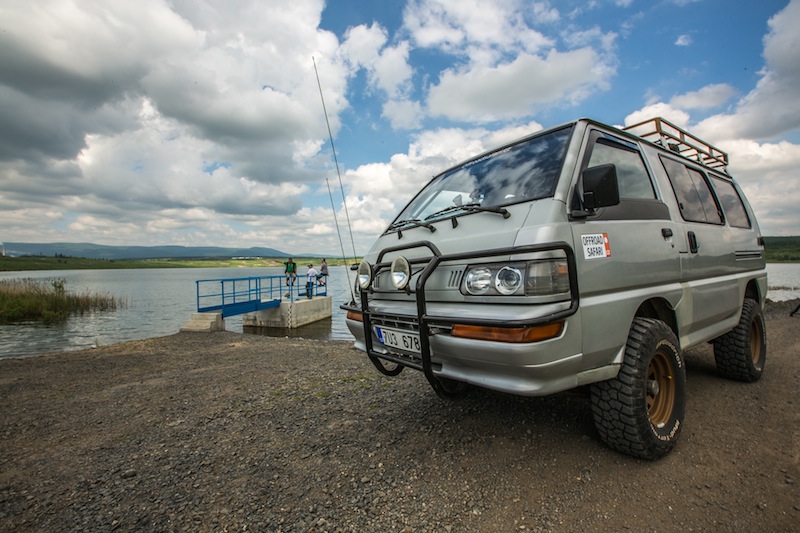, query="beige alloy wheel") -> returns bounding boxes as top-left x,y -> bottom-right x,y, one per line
590,318 -> 686,459
713,298 -> 767,382
750,322 -> 764,365
646,348 -> 677,429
